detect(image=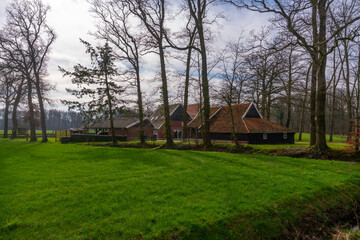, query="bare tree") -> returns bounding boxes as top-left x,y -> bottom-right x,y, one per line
214,38 -> 246,145
298,64 -> 312,141
245,29 -> 283,120
186,0 -> 216,148
3,0 -> 56,142
126,0 -> 174,147
90,0 -> 148,145
226,0 -> 360,152
0,27 -> 37,141
328,47 -> 343,142
330,0 -> 360,138
277,38 -> 305,129
0,65 -> 17,138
